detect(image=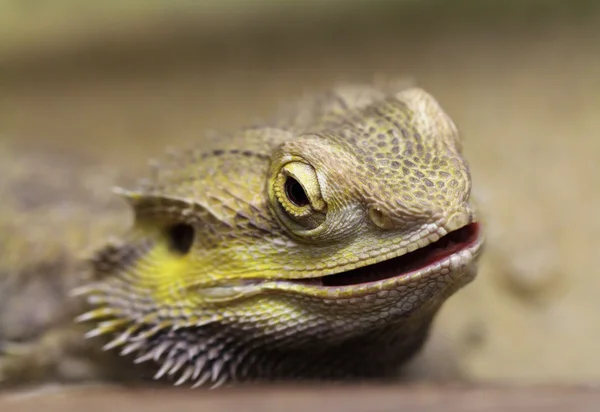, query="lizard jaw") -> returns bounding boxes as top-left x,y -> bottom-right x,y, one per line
290,222 -> 482,288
